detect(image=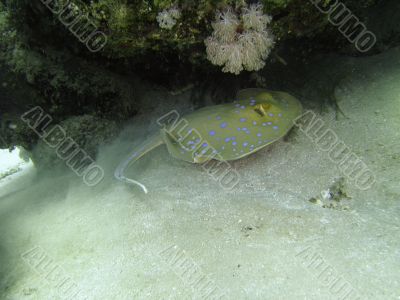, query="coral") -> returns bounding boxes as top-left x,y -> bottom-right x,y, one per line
205,3 -> 275,75
0,1 -> 137,156
242,3 -> 272,32
157,6 -> 182,30
107,0 -> 135,32
210,8 -> 239,43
